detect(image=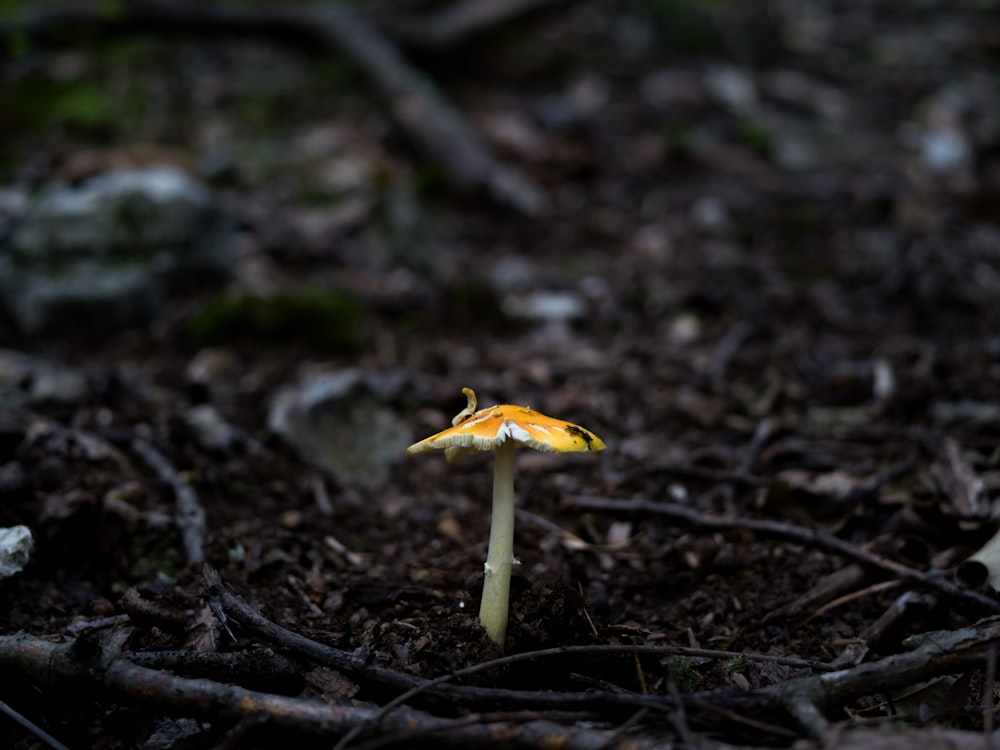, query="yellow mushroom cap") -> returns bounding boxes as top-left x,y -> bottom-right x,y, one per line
407,388 -> 606,461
